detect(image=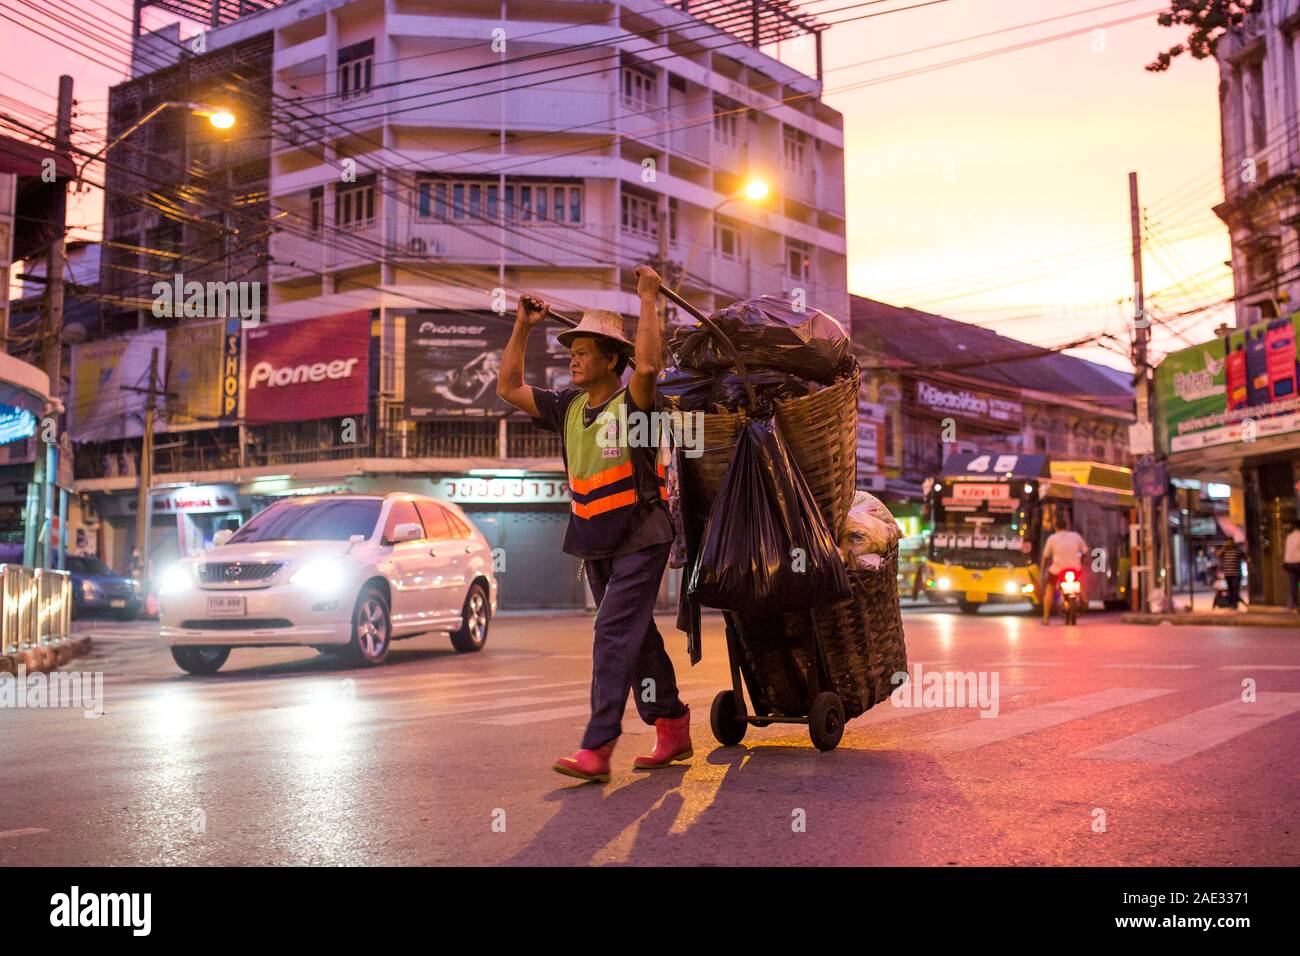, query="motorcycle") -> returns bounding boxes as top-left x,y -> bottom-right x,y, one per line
1057,568 -> 1083,625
